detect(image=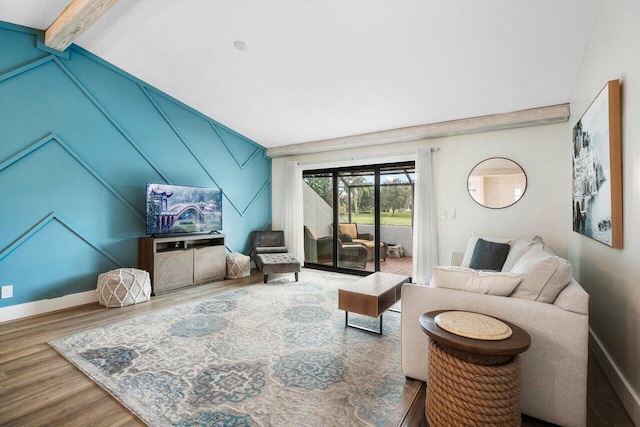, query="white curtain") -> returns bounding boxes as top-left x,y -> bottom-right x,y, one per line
281,161 -> 305,261
412,147 -> 439,284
